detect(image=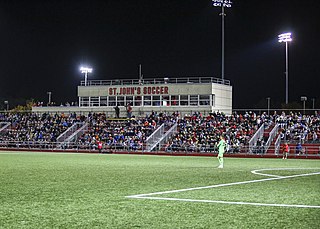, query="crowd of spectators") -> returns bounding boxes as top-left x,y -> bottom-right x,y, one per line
0,111 -> 319,153
275,111 -> 320,143
0,112 -> 84,147
76,111 -> 179,151
165,111 -> 272,153
33,101 -> 78,107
